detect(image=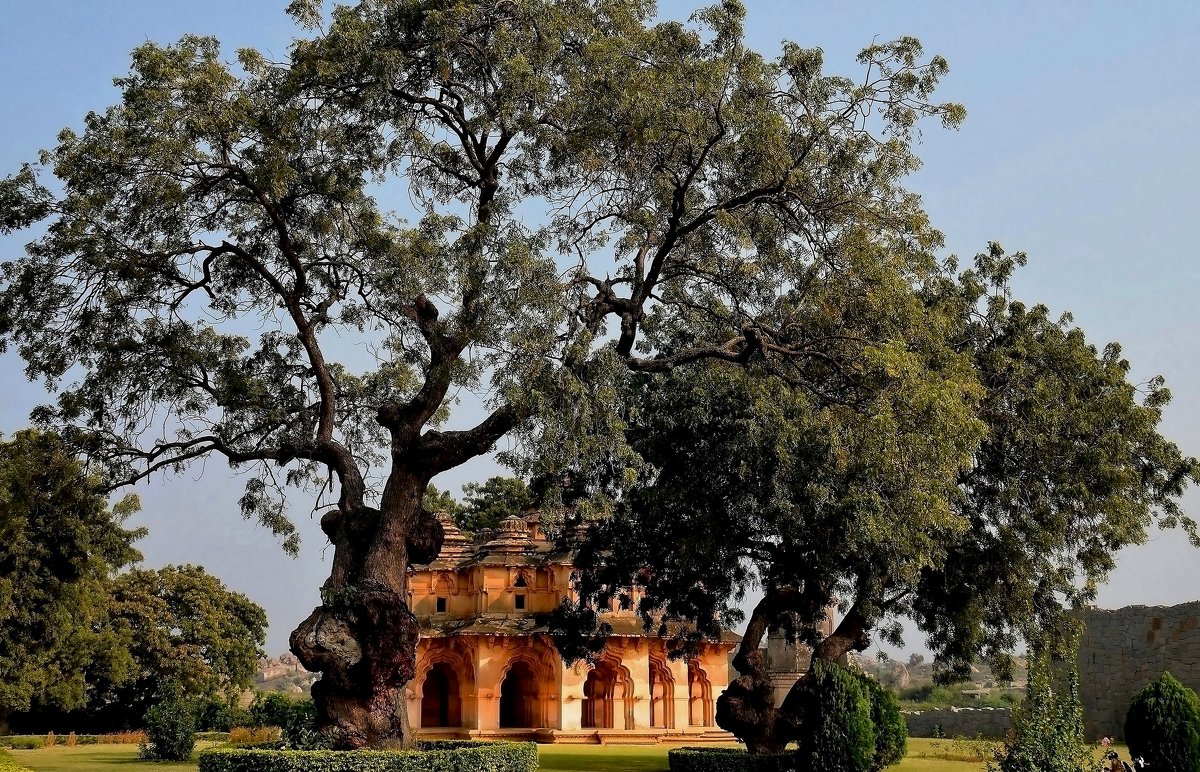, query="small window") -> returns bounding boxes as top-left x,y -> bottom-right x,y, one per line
515,594 -> 526,610
515,574 -> 528,588
619,595 -> 632,611
436,596 -> 447,613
